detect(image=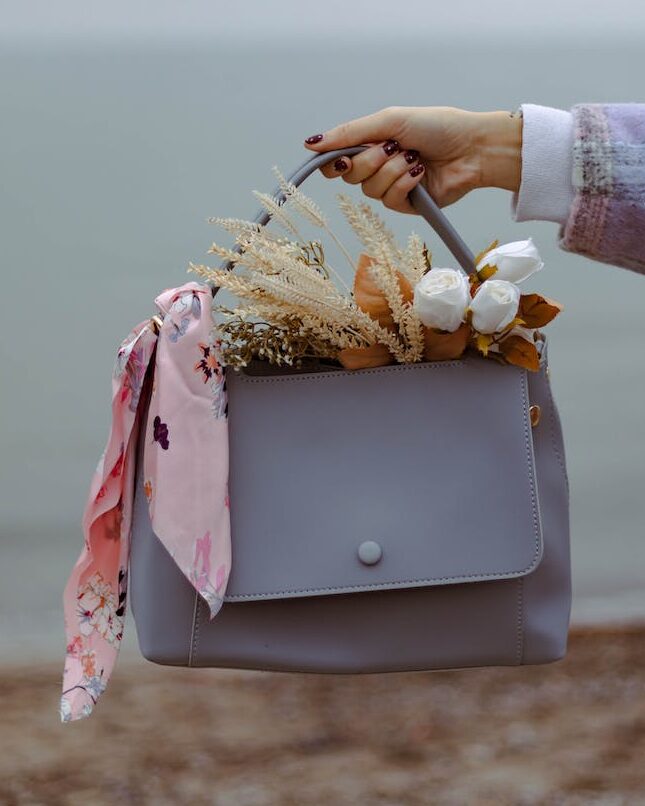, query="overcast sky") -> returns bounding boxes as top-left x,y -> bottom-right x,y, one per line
2,0 -> 645,40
